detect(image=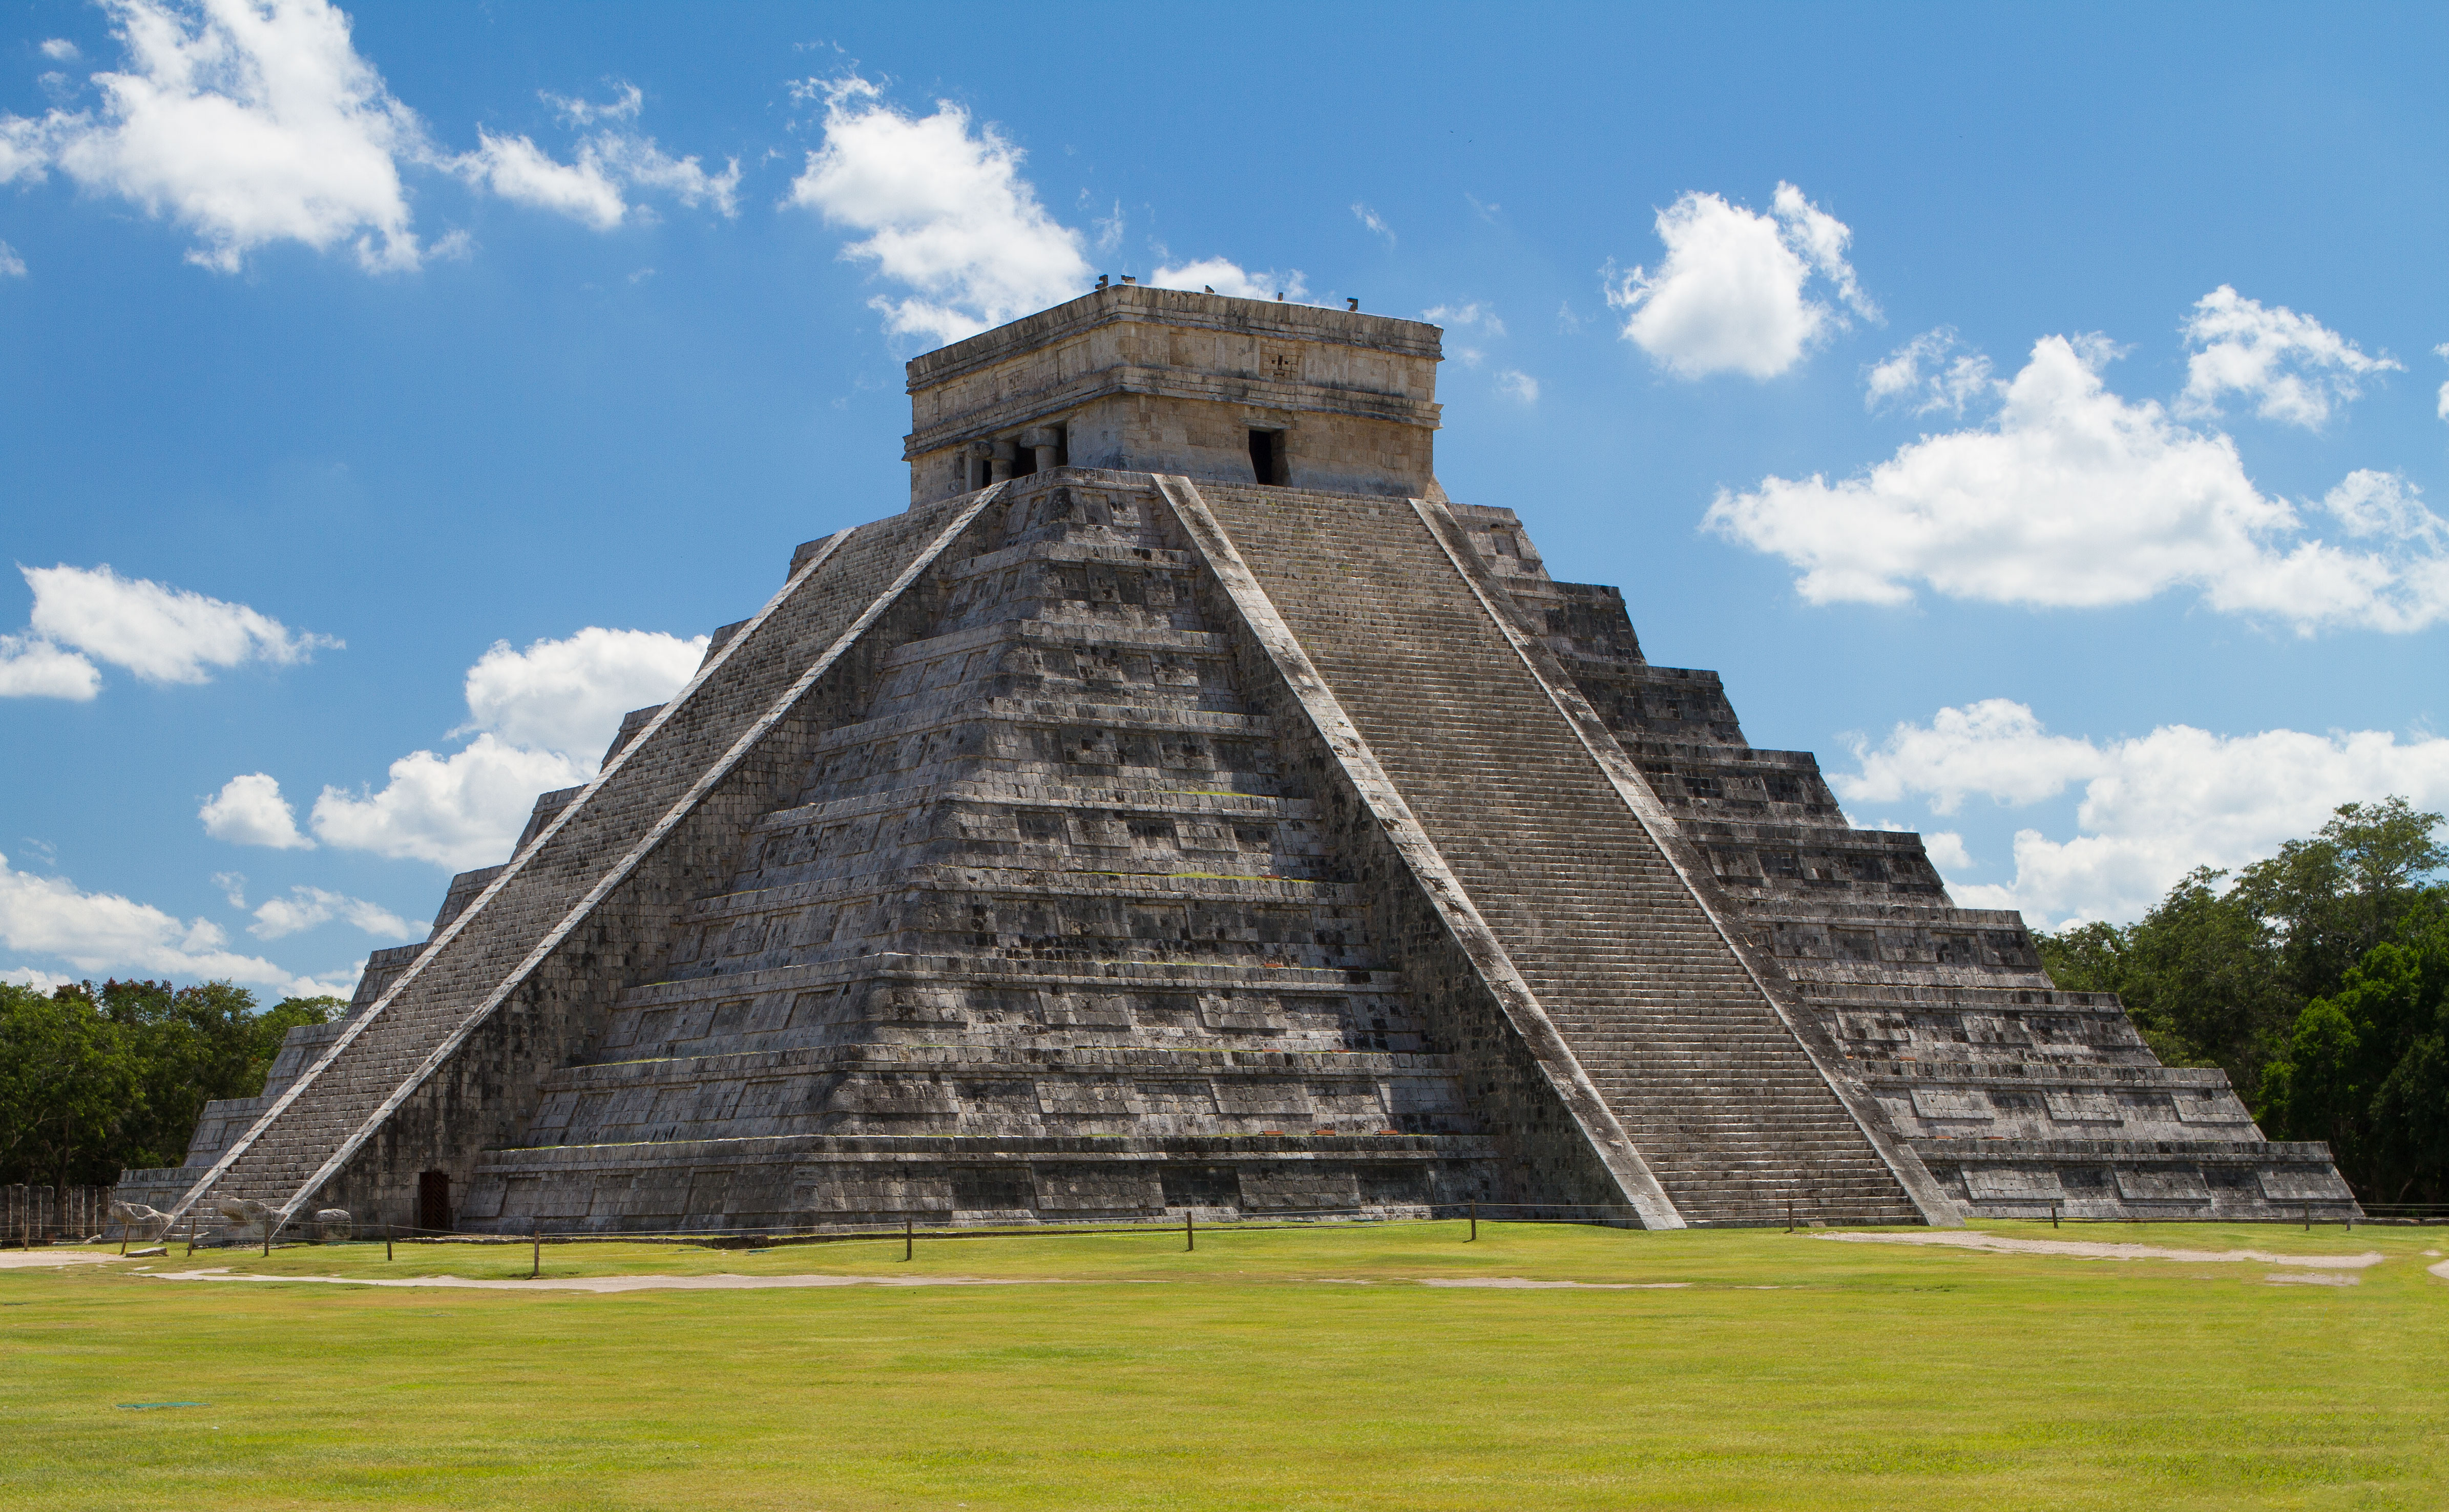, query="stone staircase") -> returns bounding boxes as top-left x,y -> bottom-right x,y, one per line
1439,499 -> 2359,1221
1181,480 -> 1925,1226
458,471 -> 1497,1231
164,496 -> 1004,1226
